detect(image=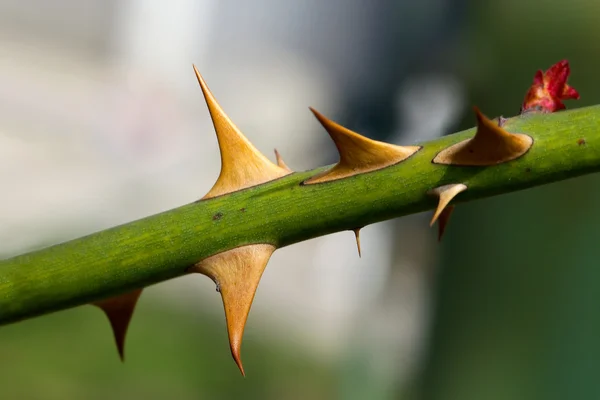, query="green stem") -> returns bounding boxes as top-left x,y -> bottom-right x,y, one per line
1,105 -> 600,325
